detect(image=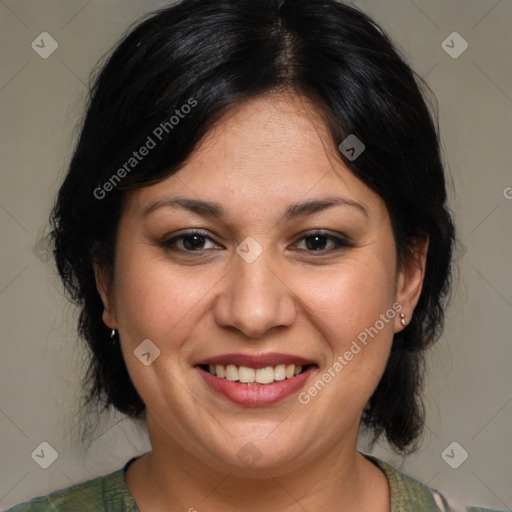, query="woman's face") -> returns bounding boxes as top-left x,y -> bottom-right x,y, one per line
97,94 -> 424,474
